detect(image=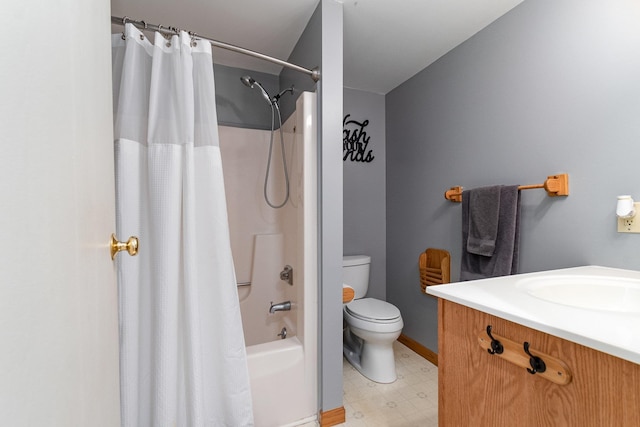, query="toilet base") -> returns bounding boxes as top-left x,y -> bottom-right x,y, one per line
343,327 -> 398,384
